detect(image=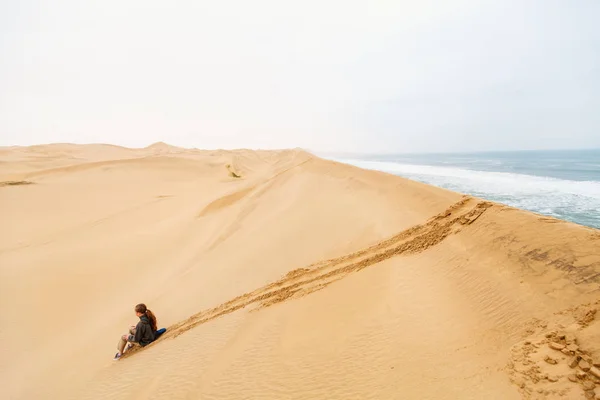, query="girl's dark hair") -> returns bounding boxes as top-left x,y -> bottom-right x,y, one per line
135,303 -> 157,332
